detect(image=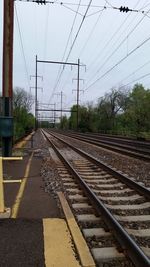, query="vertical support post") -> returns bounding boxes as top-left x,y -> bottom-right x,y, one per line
2,0 -> 14,156
77,59 -> 80,130
54,103 -> 56,128
61,91 -> 63,125
0,158 -> 4,213
35,55 -> 38,130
